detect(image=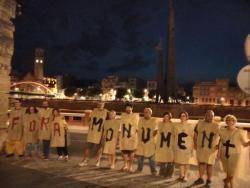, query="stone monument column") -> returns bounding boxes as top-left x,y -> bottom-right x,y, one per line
0,0 -> 16,127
